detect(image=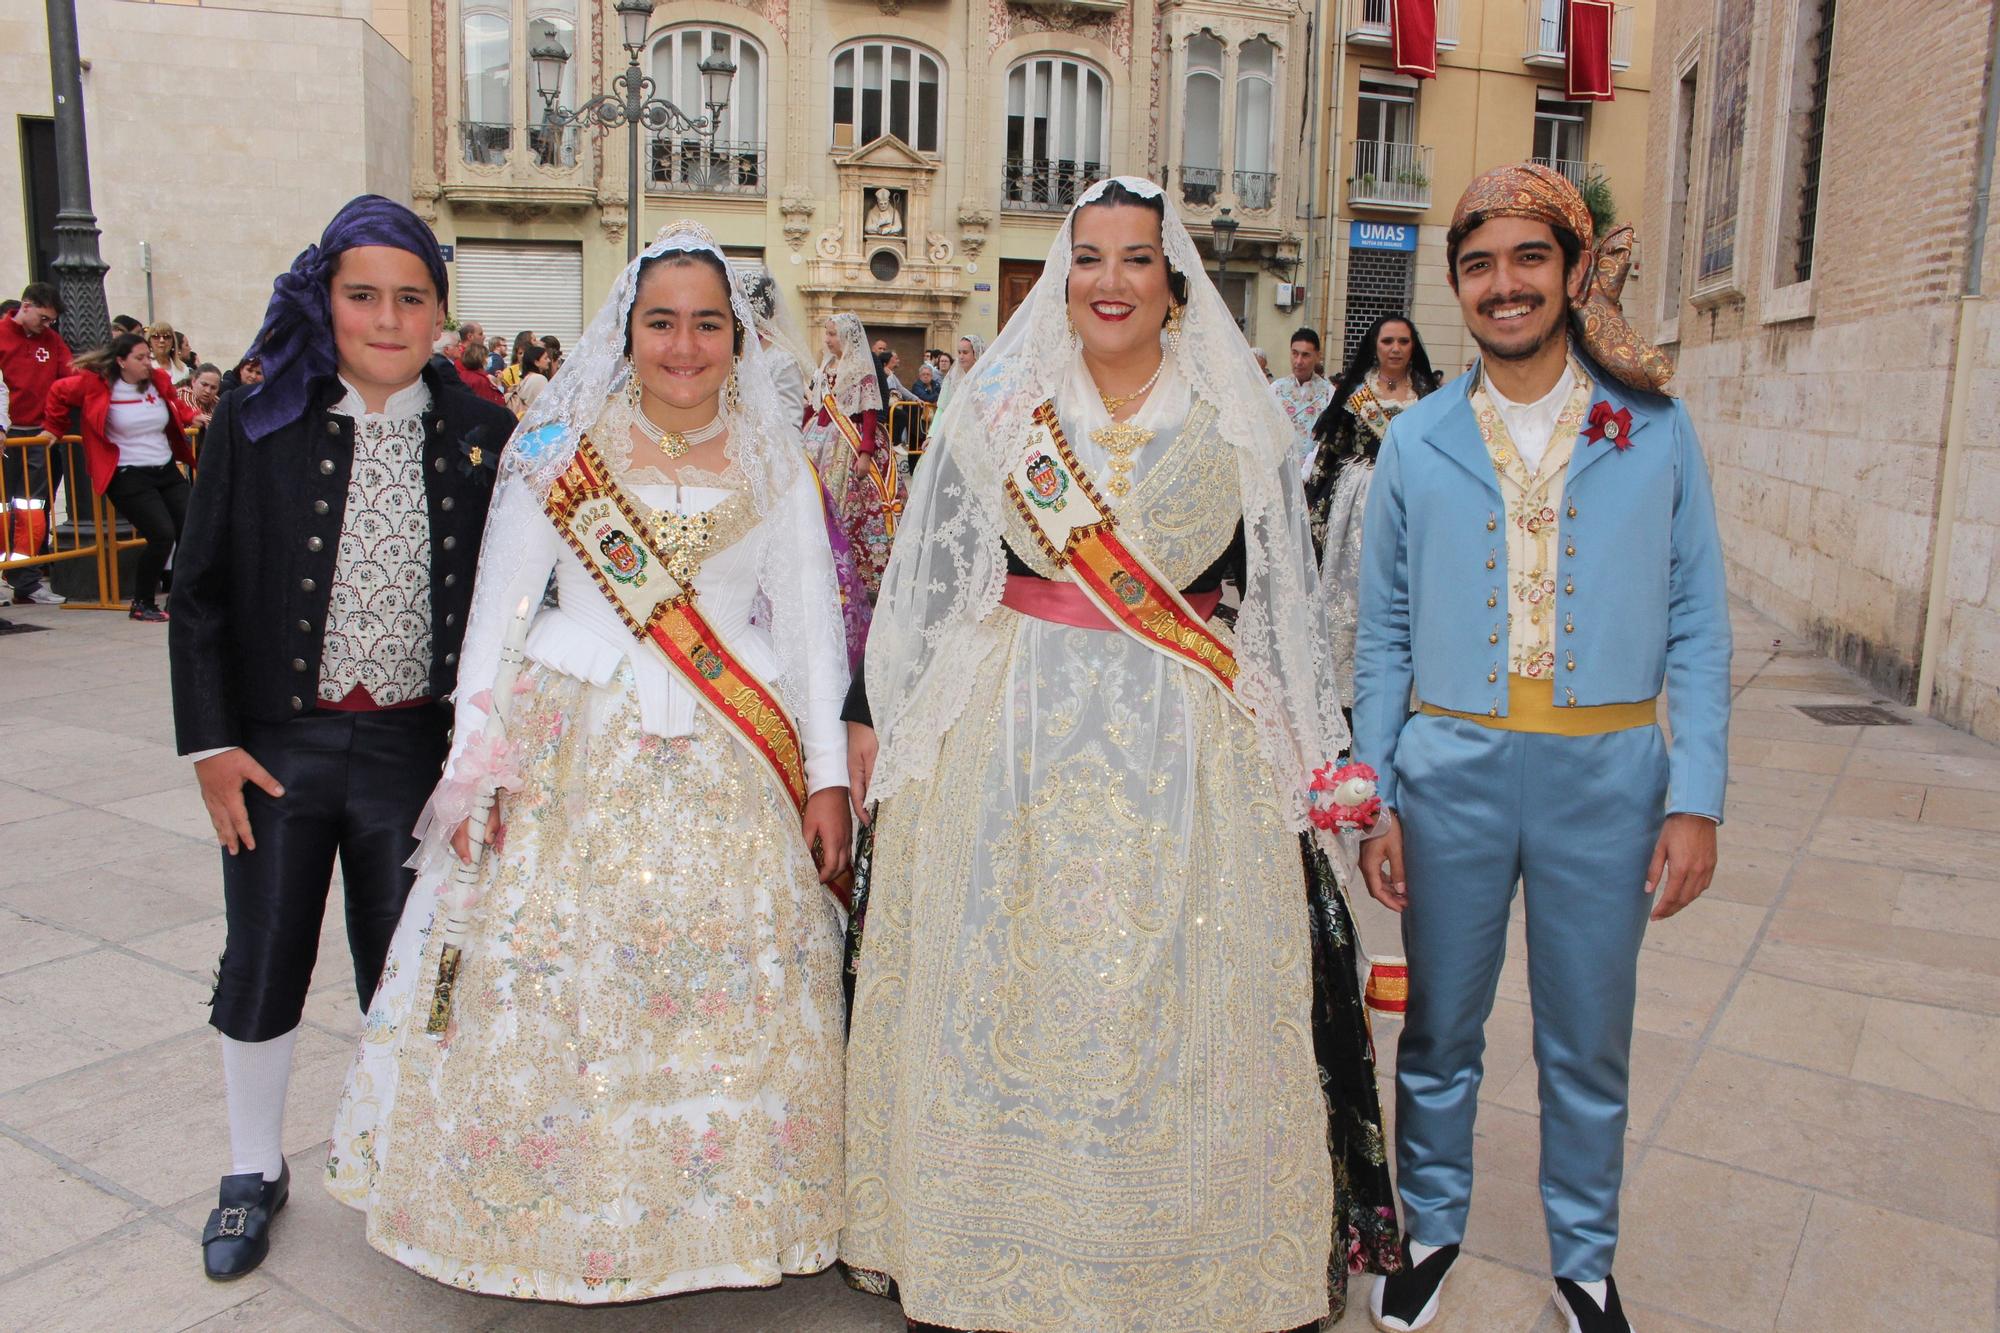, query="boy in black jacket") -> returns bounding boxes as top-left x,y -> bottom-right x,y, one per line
169,195 -> 514,1281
